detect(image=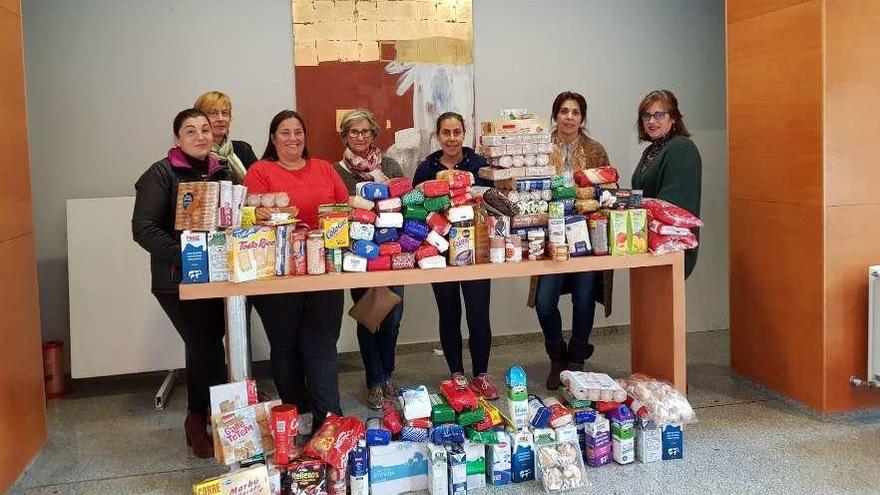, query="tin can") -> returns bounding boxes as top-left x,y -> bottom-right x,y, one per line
326,247 -> 344,274
306,230 -> 326,275
505,236 -> 522,262
490,237 -> 506,264
448,221 -> 475,266
271,404 -> 299,465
